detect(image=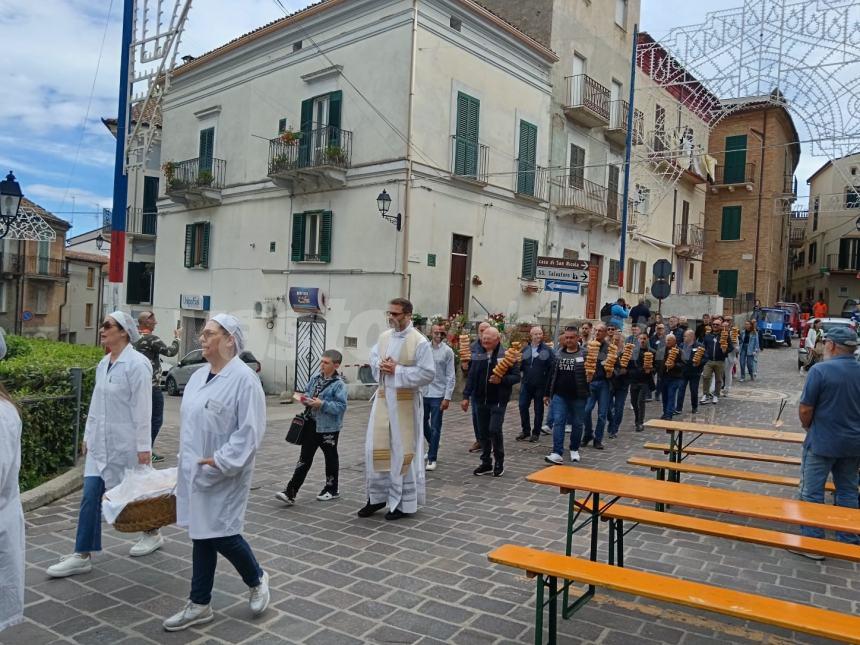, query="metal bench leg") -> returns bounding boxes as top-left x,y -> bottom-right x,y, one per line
608,518 -> 616,566
617,519 -> 624,568
548,576 -> 558,645
535,574 -> 544,645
